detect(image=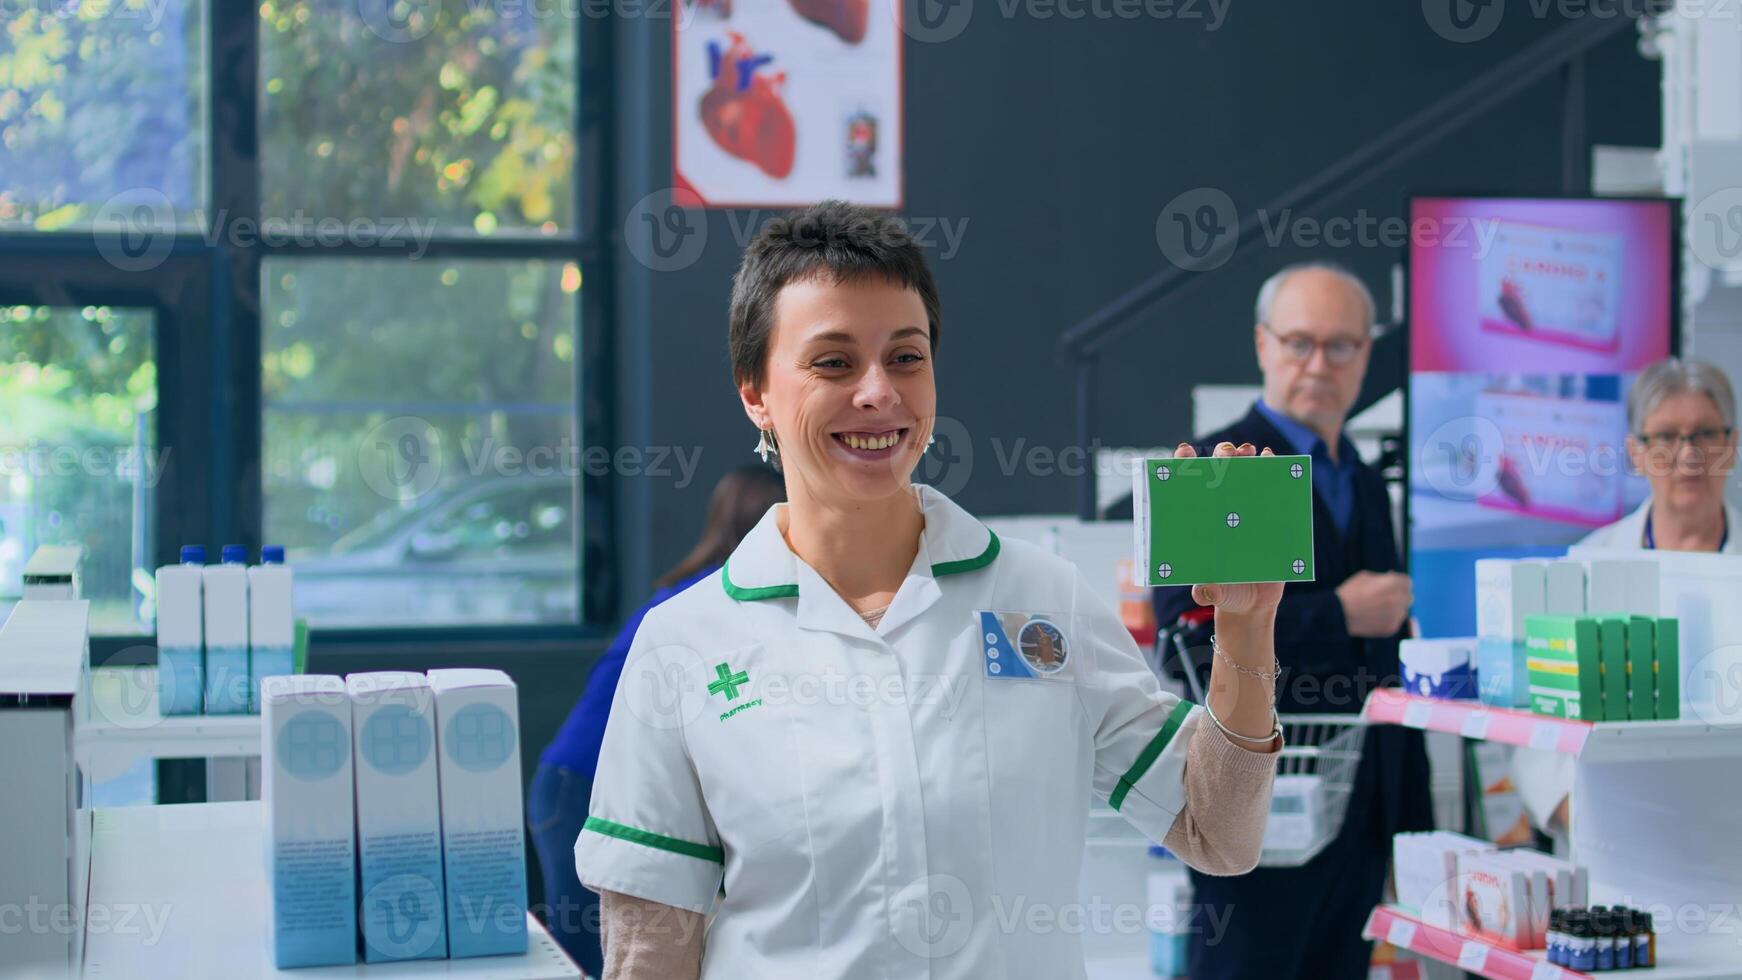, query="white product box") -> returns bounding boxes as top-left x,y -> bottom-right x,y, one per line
1506,849 -> 1587,947
155,560 -> 204,716
1544,561 -> 1587,615
1263,774 -> 1323,853
1400,637 -> 1478,699
249,558 -> 295,712
1394,831 -> 1495,930
1476,559 -> 1546,708
428,668 -> 528,958
1627,559 -> 1660,617
1458,850 -> 1533,949
1497,851 -> 1551,949
348,672 -> 448,962
262,674 -> 357,968
202,557 -> 250,714
1586,559 -> 1631,615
